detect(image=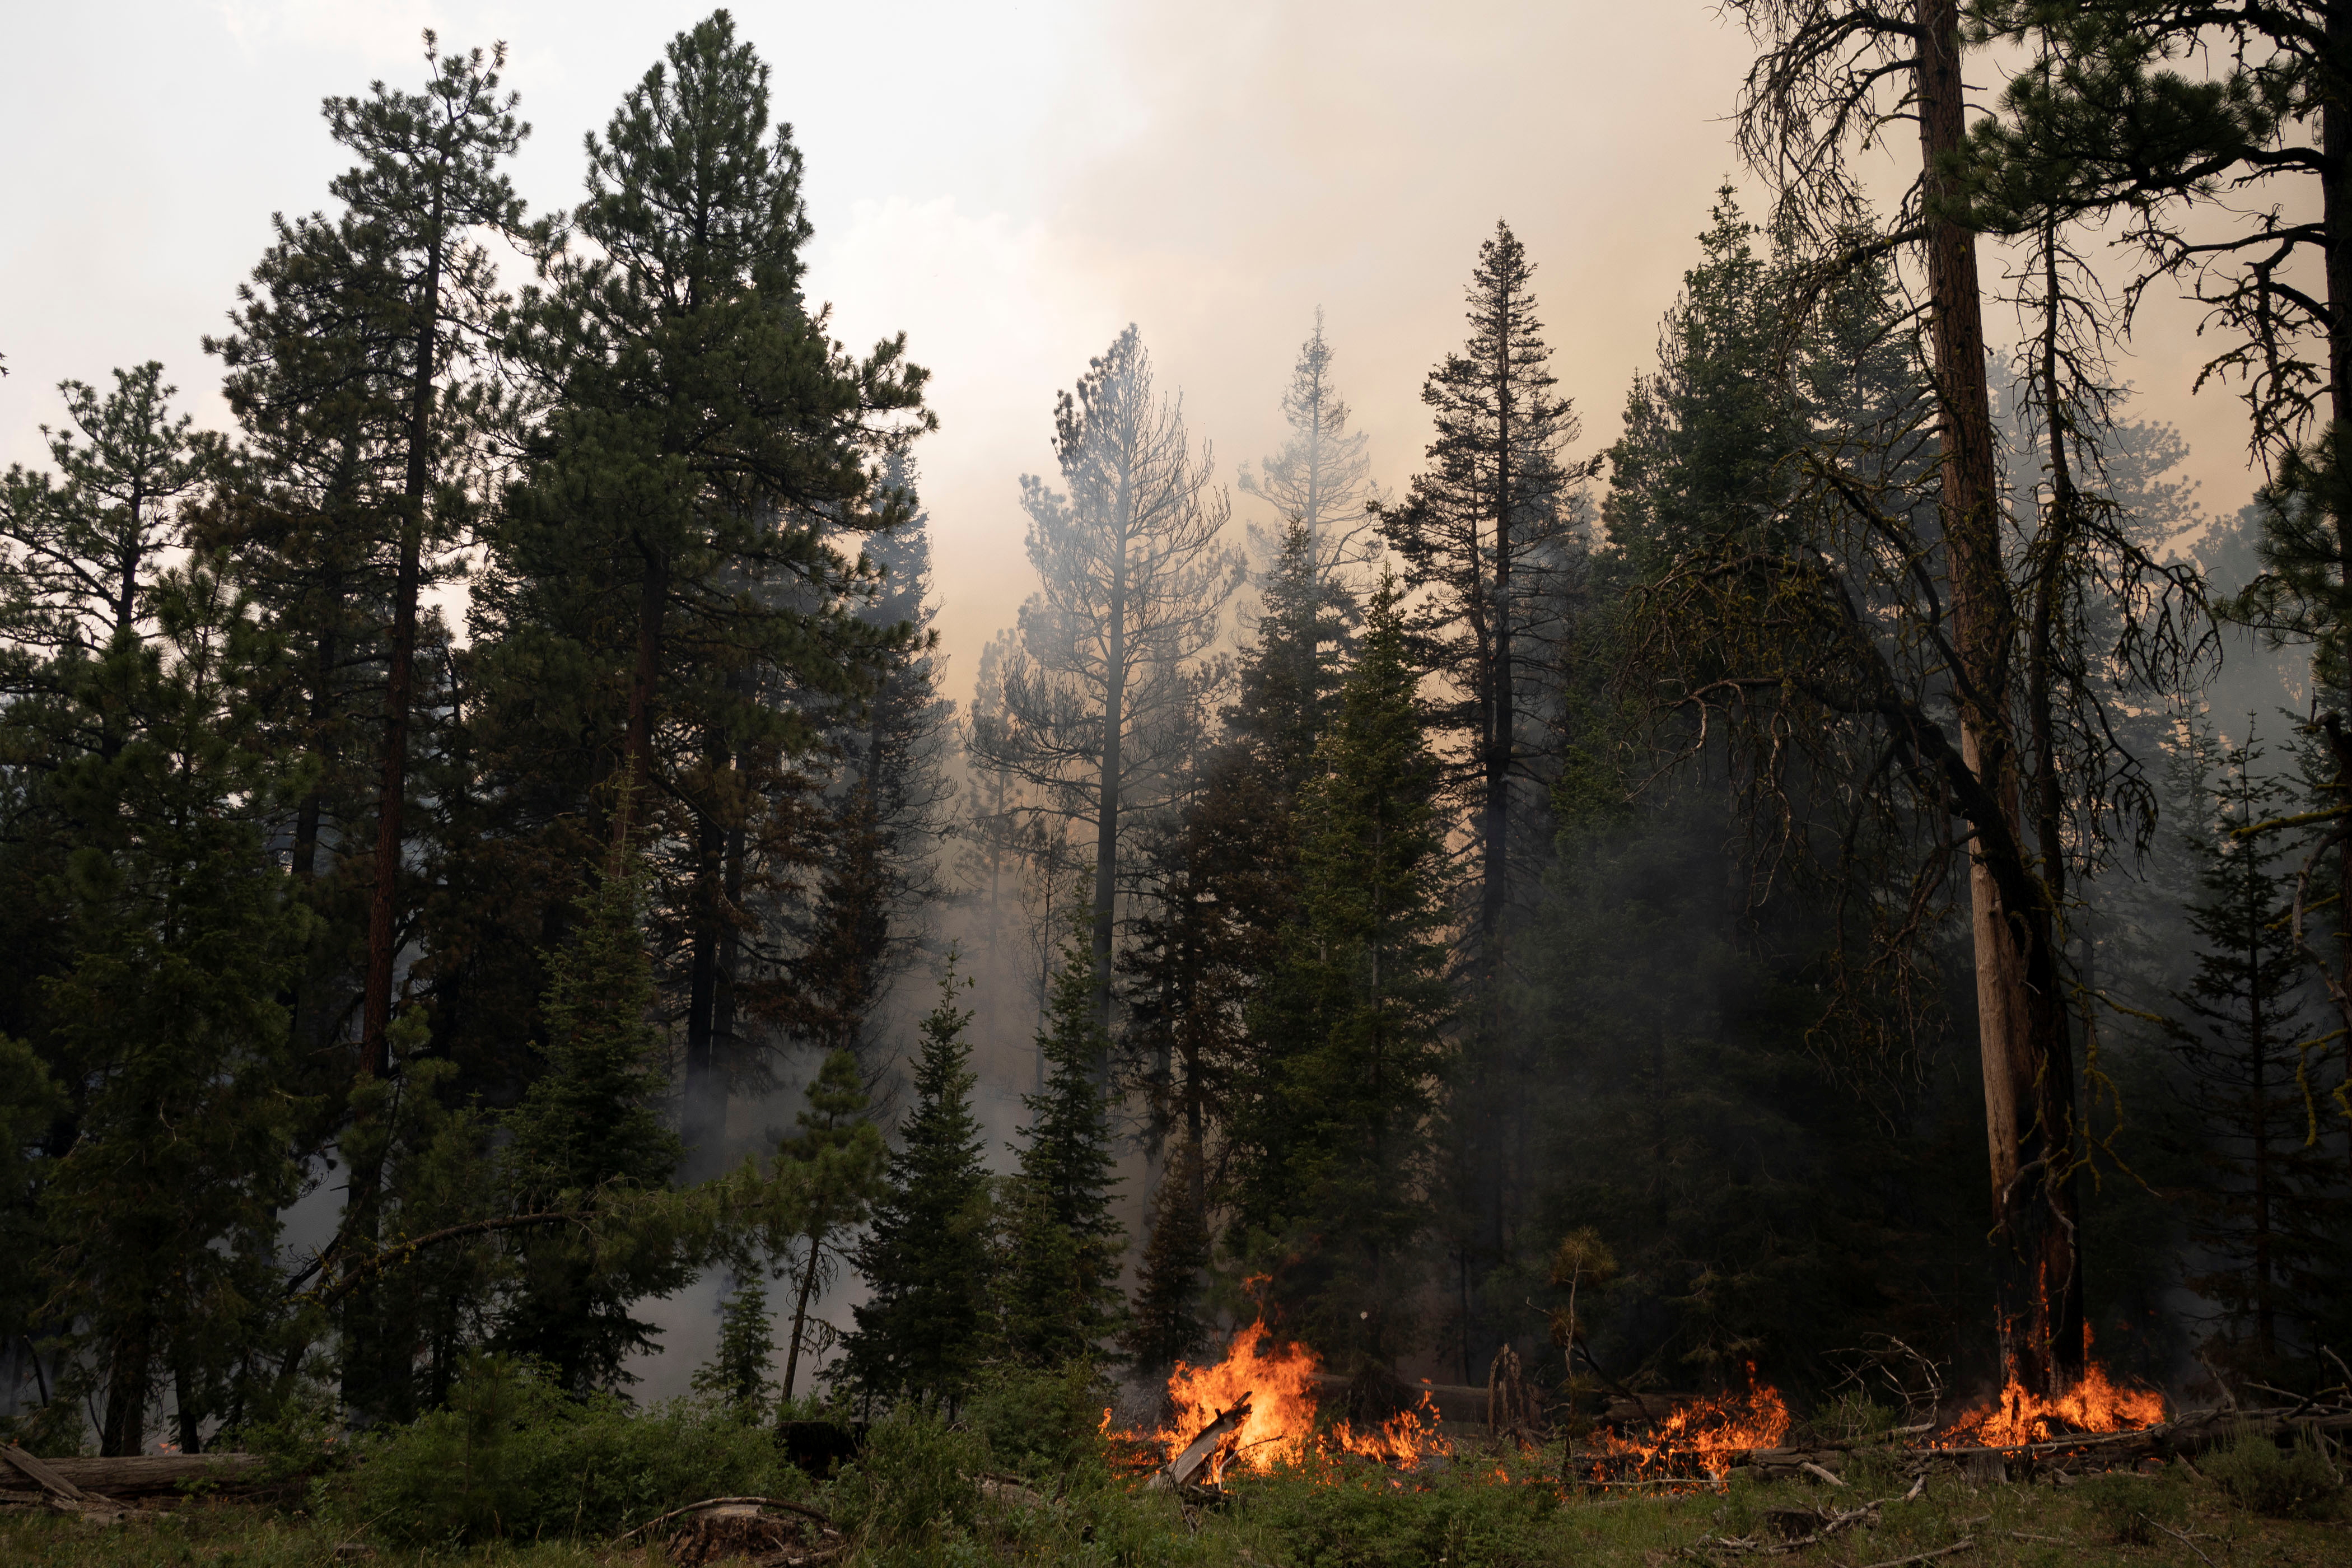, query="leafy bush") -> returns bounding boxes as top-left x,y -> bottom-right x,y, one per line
967,1361 -> 1115,1487
332,1355 -> 801,1544
2204,1430 -> 2342,1520
827,1405 -> 992,1551
2075,1468 -> 2190,1543
1249,1469 -> 1546,1568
